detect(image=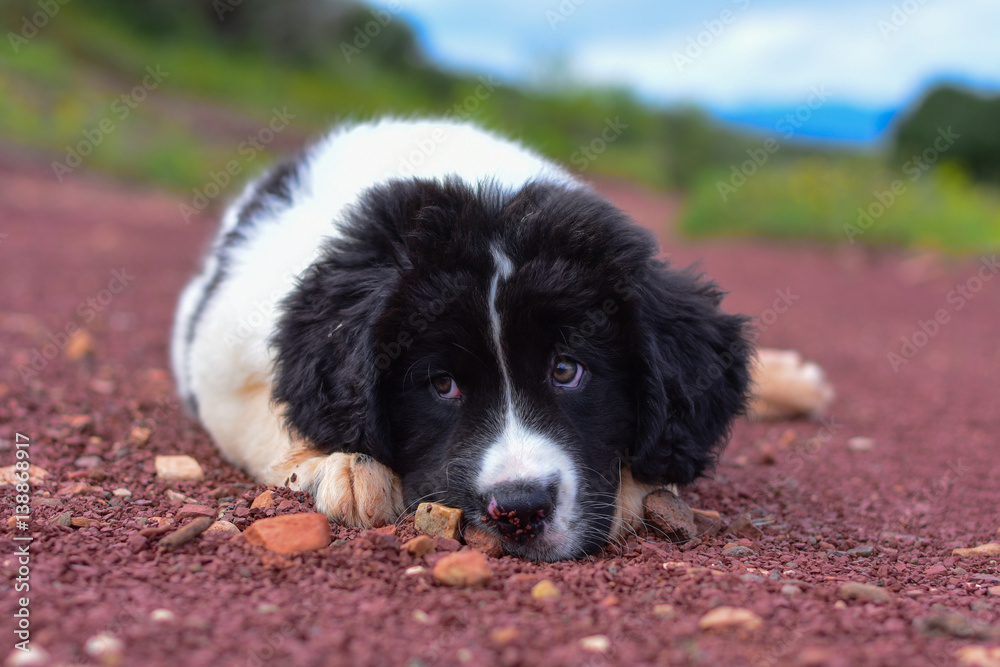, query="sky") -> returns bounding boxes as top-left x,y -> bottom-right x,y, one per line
364,0 -> 1000,143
